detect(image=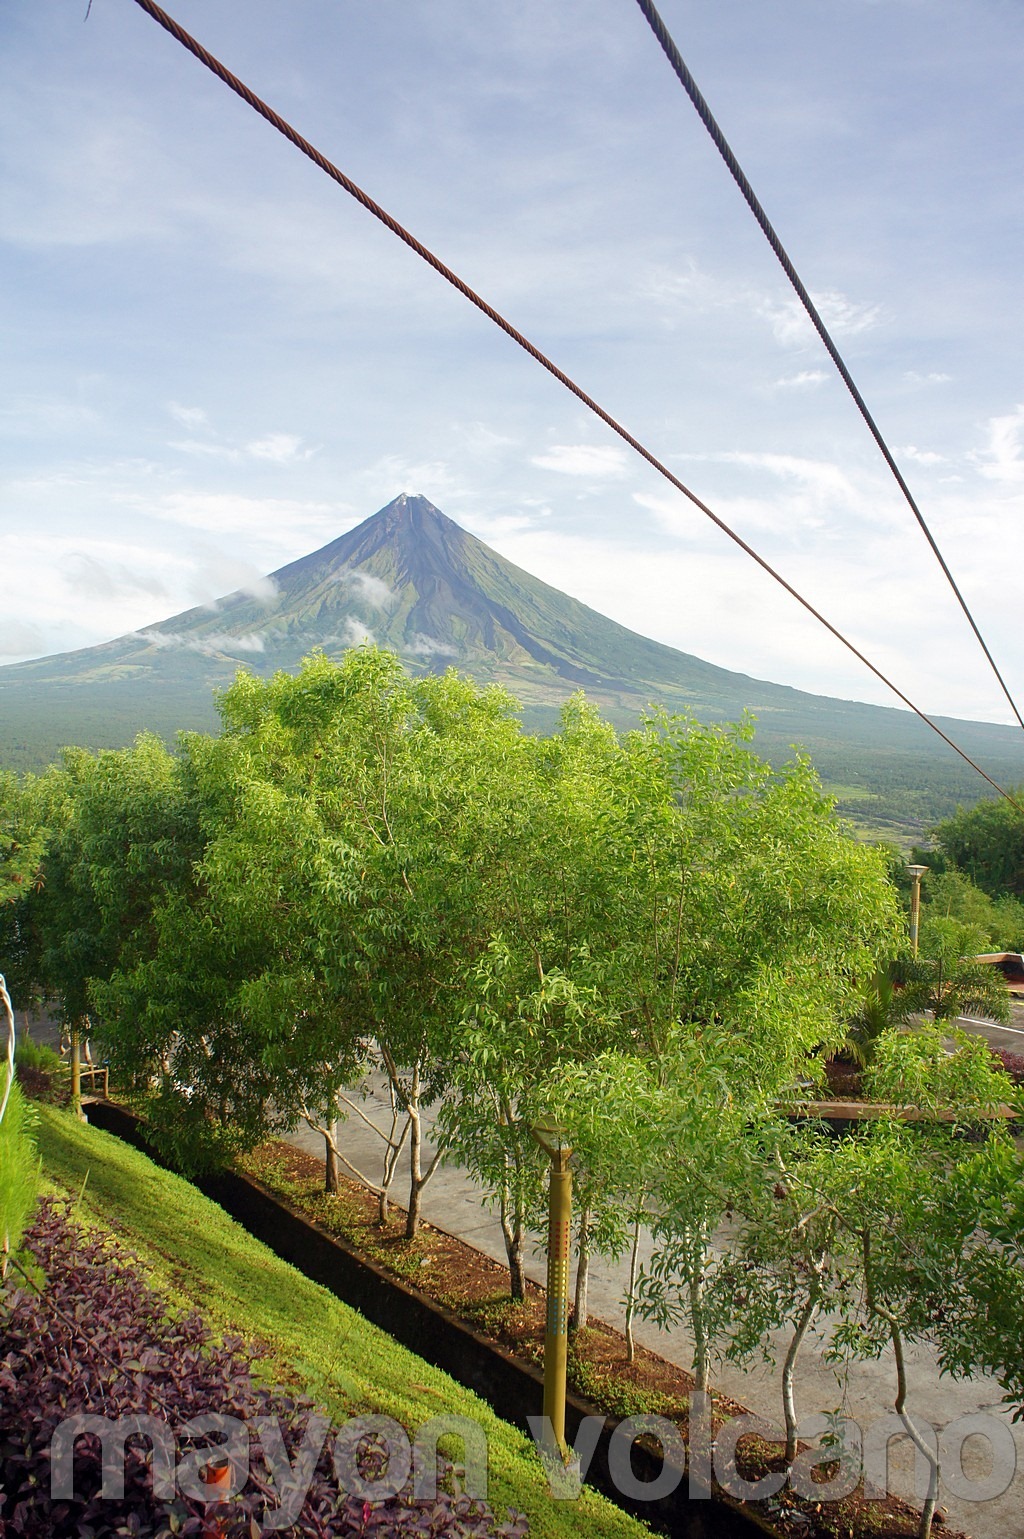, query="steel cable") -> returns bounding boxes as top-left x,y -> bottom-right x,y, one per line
632,0 -> 1024,737
126,0 -> 1021,808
